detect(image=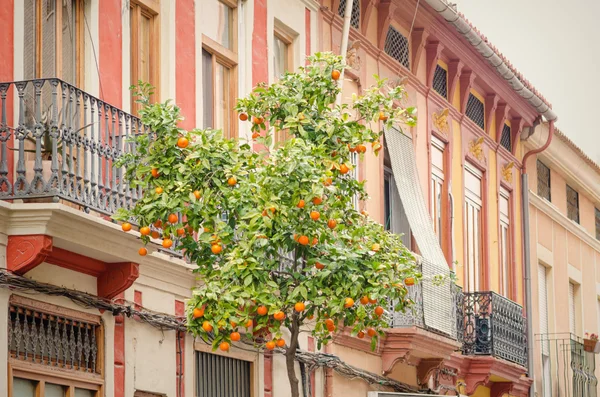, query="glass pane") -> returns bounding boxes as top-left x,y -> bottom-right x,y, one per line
202,49 -> 214,129
201,0 -> 232,49
62,0 -> 77,84
215,62 -> 230,136
273,34 -> 287,80
13,377 -> 37,397
139,13 -> 151,84
45,383 -> 66,397
75,388 -> 96,397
